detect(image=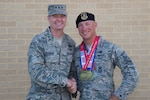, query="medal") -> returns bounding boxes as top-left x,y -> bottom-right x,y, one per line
79,36 -> 100,81
80,70 -> 94,81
